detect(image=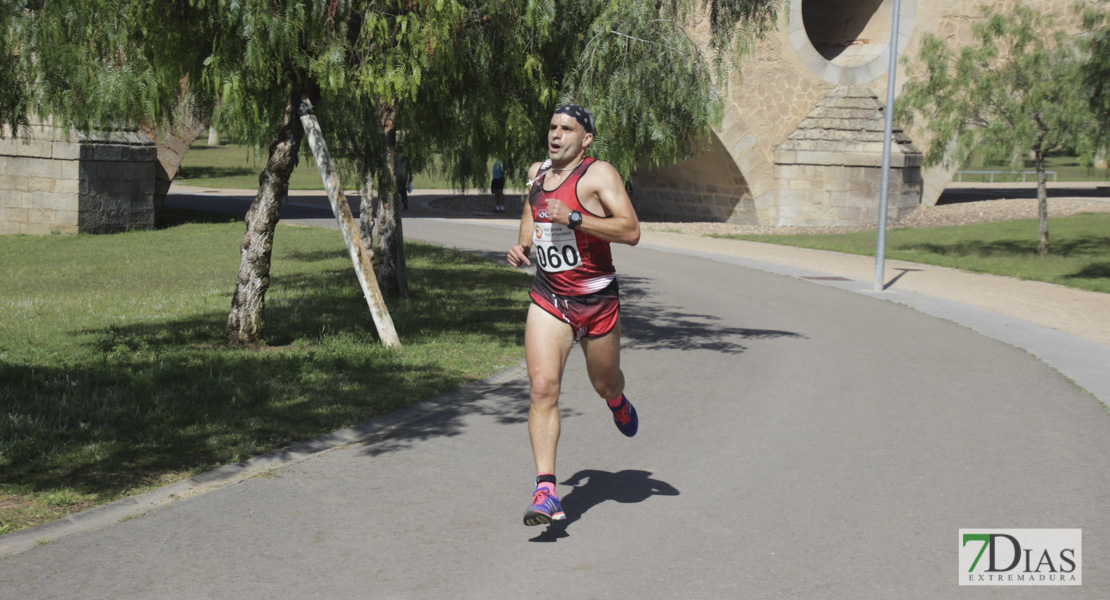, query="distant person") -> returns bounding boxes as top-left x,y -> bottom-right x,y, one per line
395,151 -> 409,210
506,104 -> 641,527
491,160 -> 506,213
